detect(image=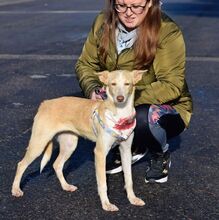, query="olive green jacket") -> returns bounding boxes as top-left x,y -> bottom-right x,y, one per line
75,12 -> 193,127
